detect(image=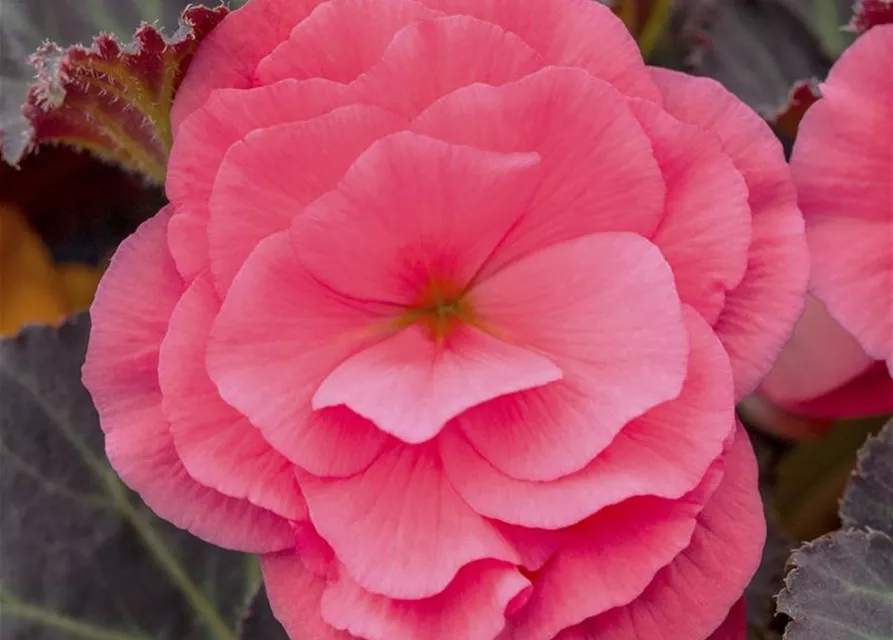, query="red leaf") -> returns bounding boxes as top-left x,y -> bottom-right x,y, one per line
4,5 -> 228,183
849,0 -> 893,33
